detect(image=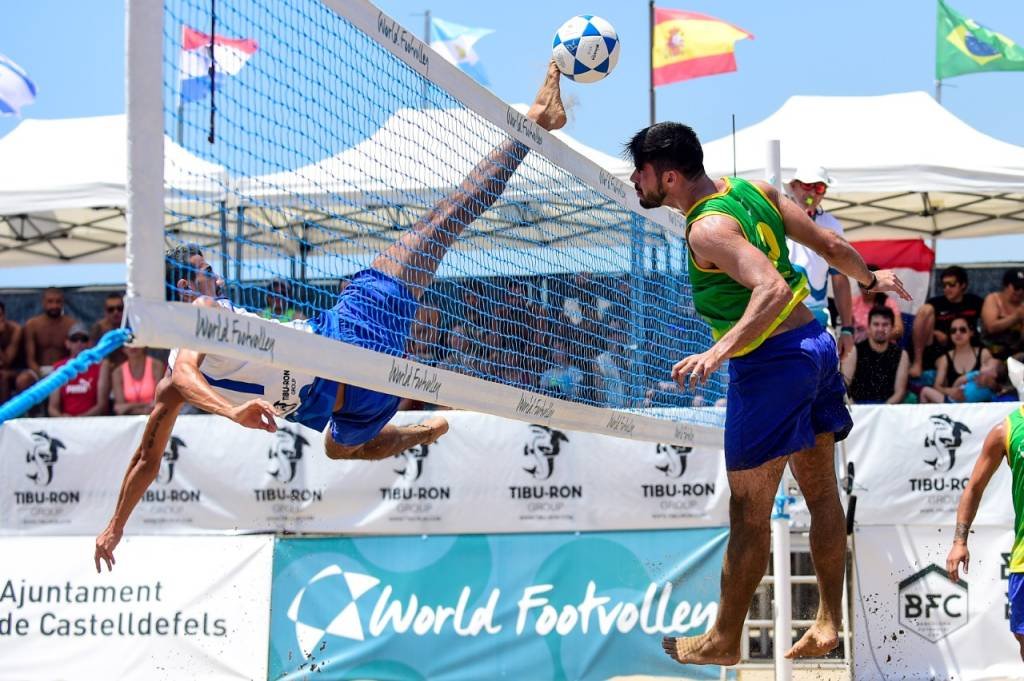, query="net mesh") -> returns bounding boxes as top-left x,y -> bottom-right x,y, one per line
160,0 -> 726,425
